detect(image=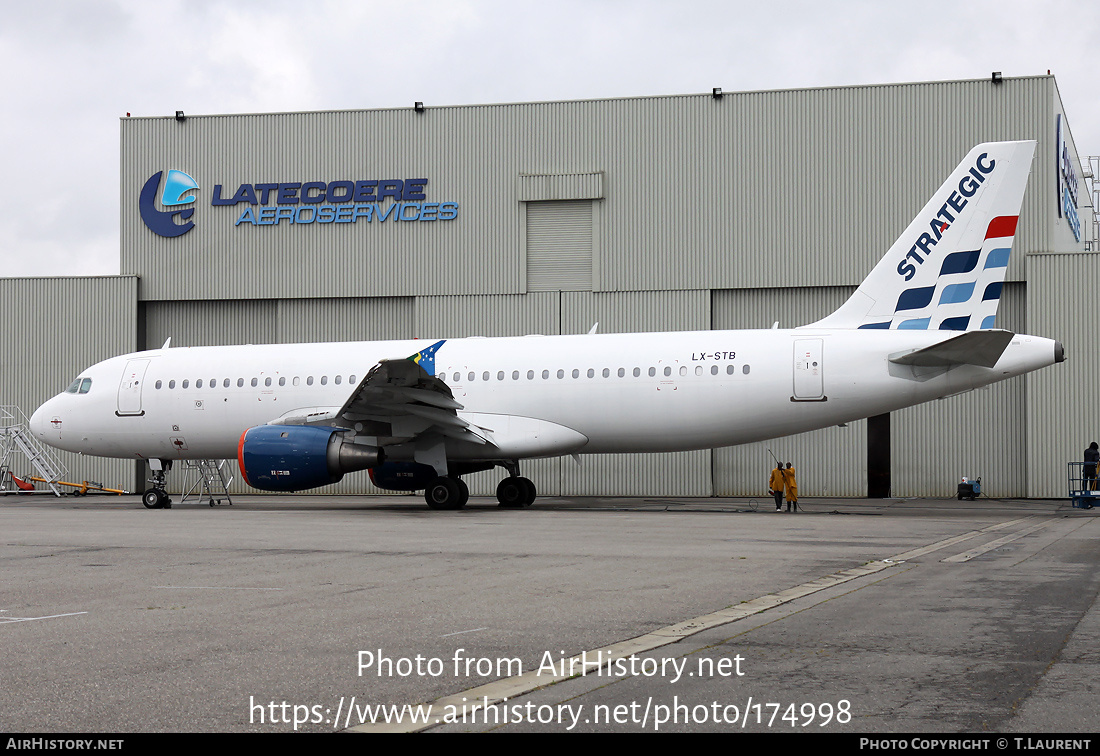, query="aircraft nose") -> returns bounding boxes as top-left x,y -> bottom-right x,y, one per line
28,399 -> 53,438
